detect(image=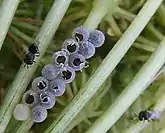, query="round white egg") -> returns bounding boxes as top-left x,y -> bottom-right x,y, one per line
13,104 -> 30,121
